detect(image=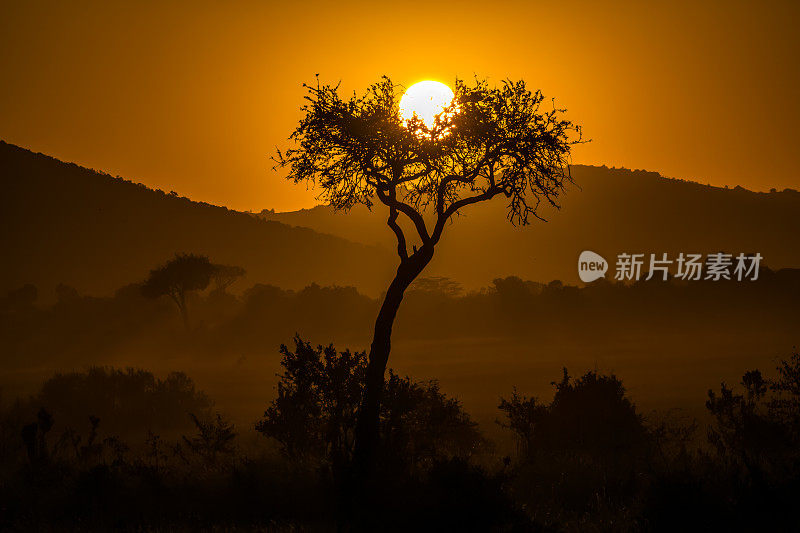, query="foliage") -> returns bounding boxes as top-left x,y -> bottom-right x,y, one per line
256,336 -> 365,466
276,76 -> 581,227
497,389 -> 547,457
3,356 -> 800,529
408,276 -> 463,297
381,370 -> 485,473
139,254 -> 246,327
499,368 -> 648,460
141,253 -> 215,300
706,351 -> 800,465
769,350 -> 800,438
182,412 -> 237,464
498,369 -> 651,525
256,336 -> 484,472
37,366 -> 212,438
275,76 -> 582,278
211,263 -> 246,294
